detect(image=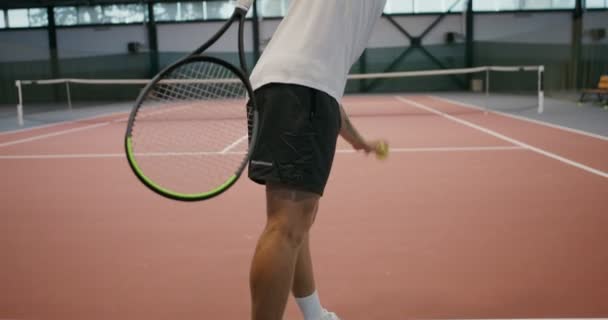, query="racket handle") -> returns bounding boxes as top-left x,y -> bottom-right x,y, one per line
236,0 -> 254,11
